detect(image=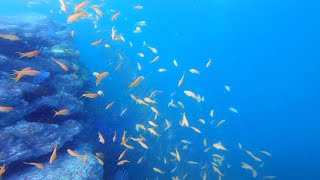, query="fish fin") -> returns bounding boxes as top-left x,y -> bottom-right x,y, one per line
15,52 -> 24,58
53,111 -> 57,117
